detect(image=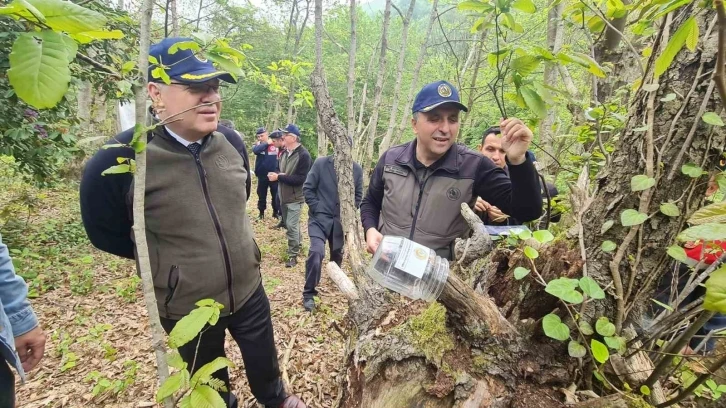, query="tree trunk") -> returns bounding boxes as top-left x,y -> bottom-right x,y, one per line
461,26 -> 488,131
377,0 -> 416,156
133,0 -> 173,406
286,0 -> 311,124
324,5 -> 723,408
346,0 -> 357,141
77,80 -> 92,128
538,0 -> 564,173
169,0 -> 179,37
362,0 -> 392,177
317,111 -> 327,157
